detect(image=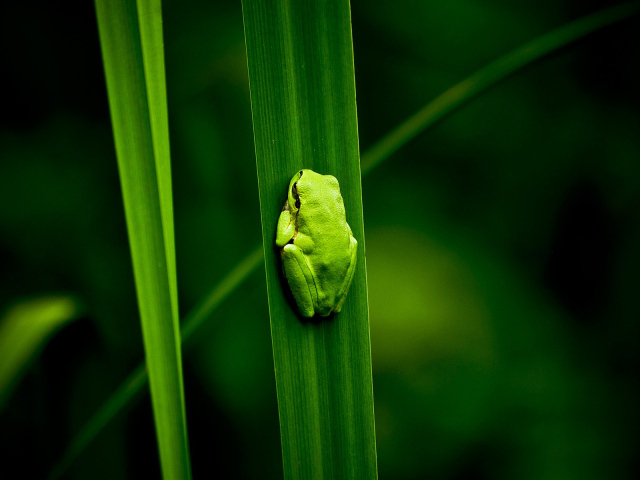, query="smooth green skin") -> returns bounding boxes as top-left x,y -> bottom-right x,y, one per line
275,169 -> 357,318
